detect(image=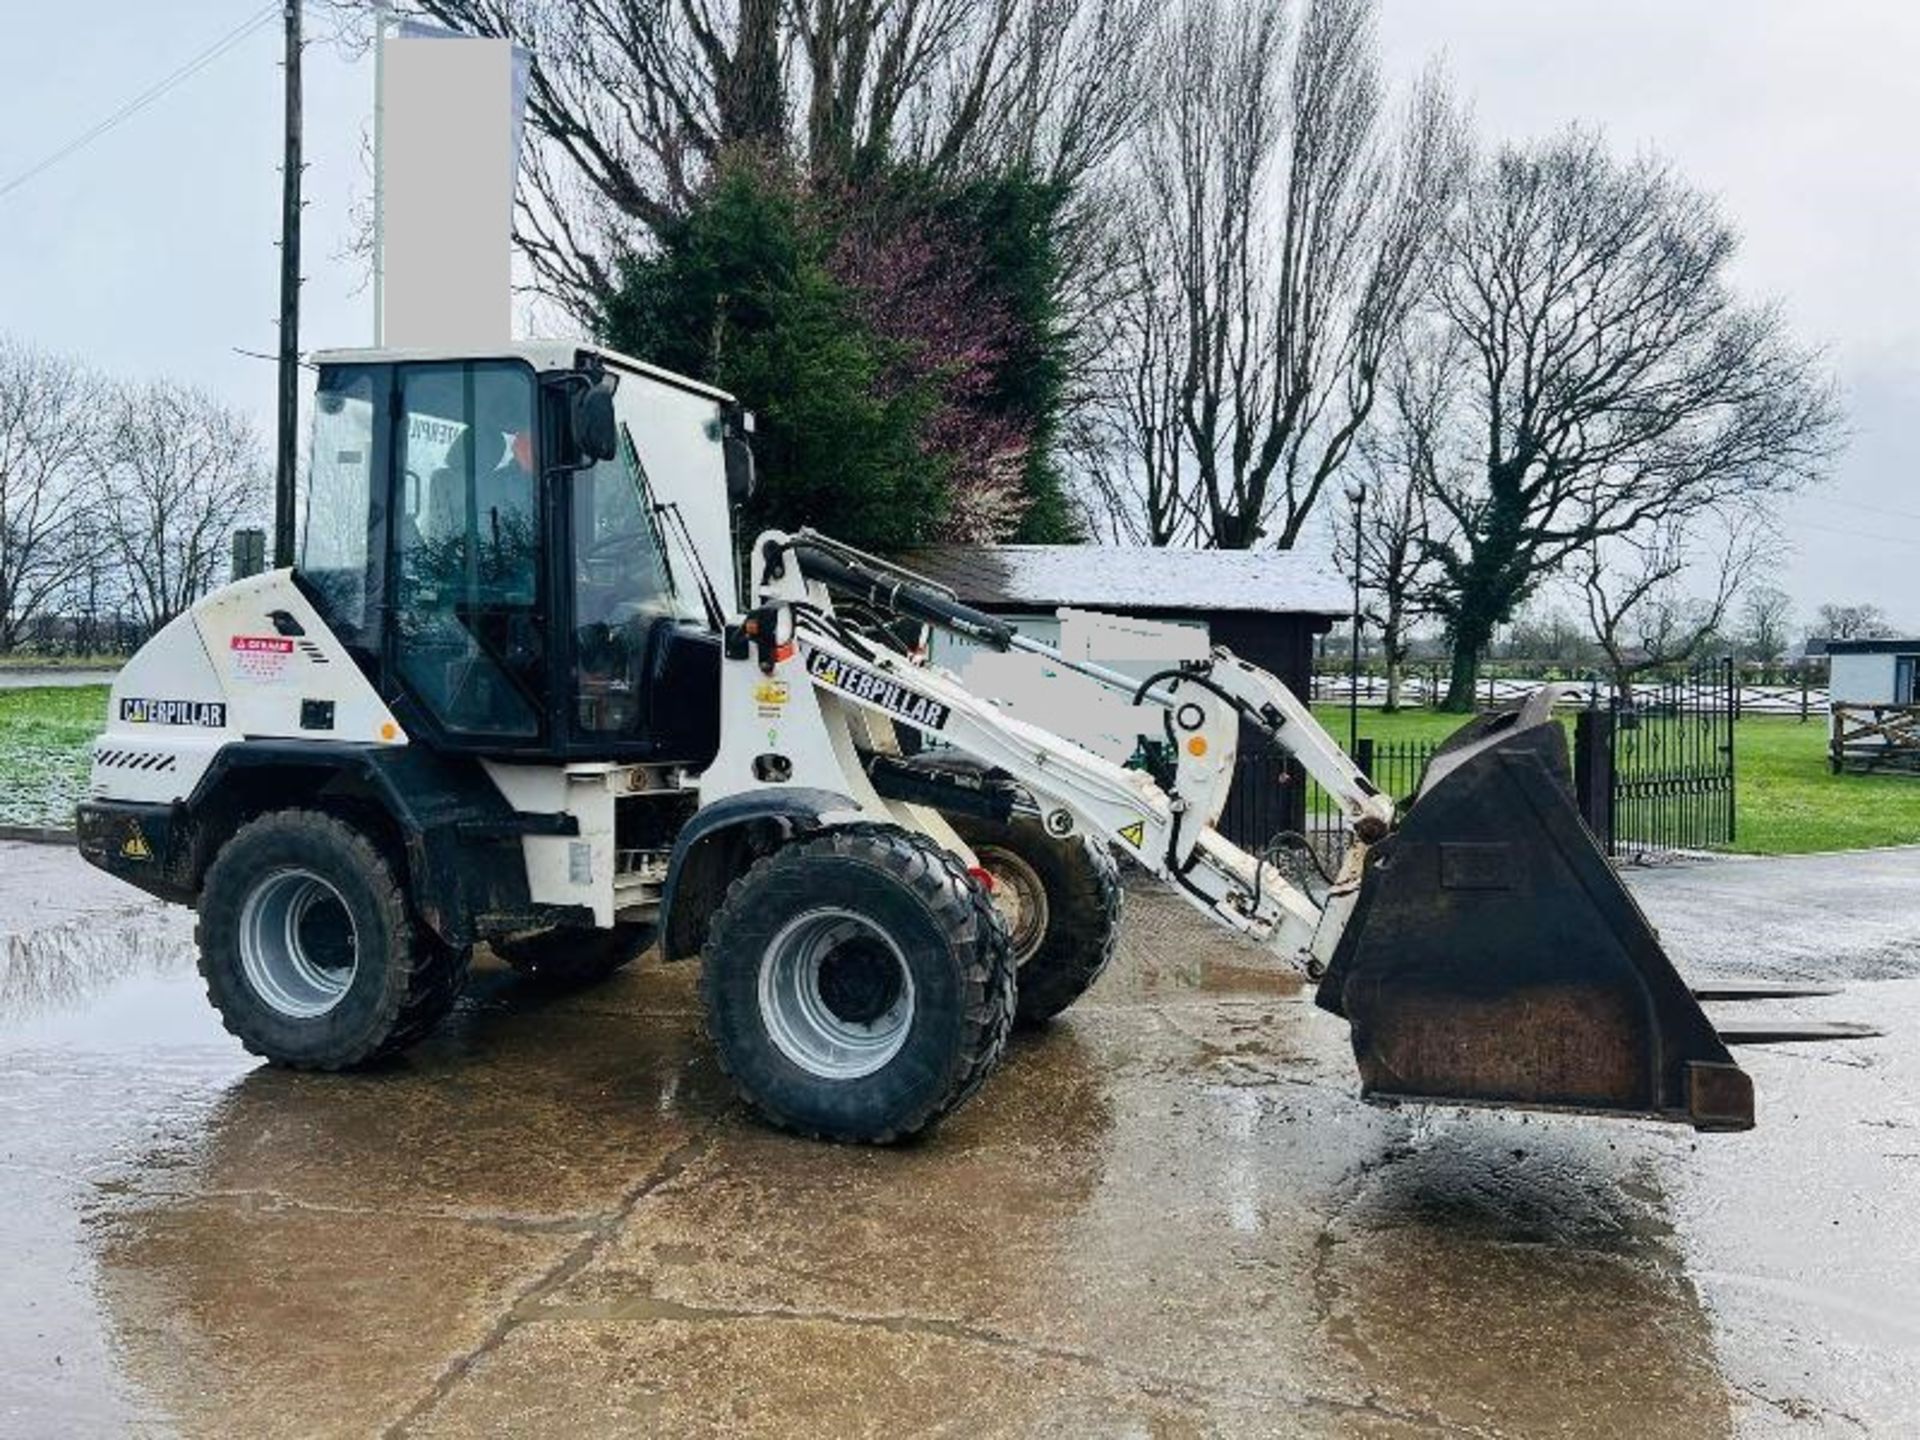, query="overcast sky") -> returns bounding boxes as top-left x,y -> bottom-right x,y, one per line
2,1 -> 1915,627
